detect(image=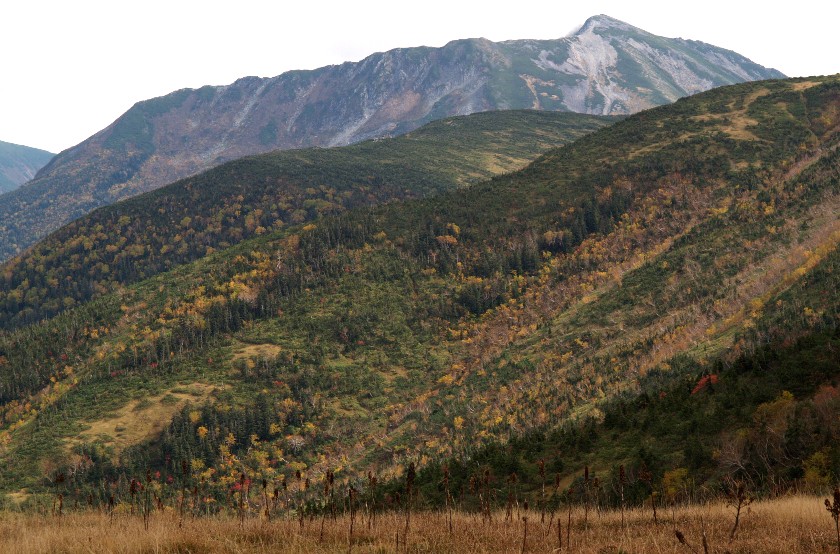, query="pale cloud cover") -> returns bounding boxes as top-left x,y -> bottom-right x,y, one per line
2,0 -> 838,153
